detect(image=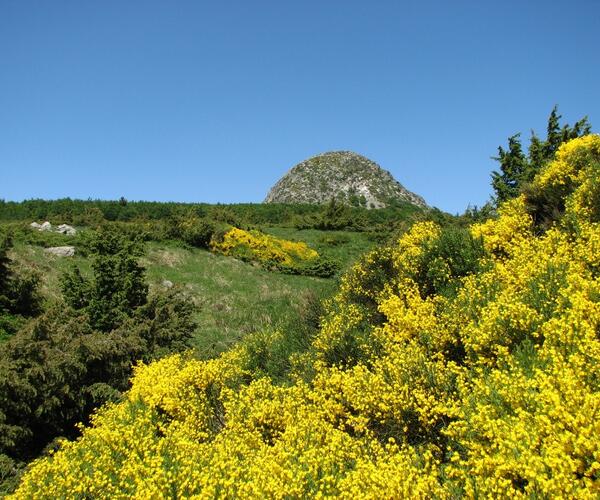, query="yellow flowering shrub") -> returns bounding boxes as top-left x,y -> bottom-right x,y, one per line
211,227 -> 318,267
471,196 -> 532,257
12,136 -> 600,498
